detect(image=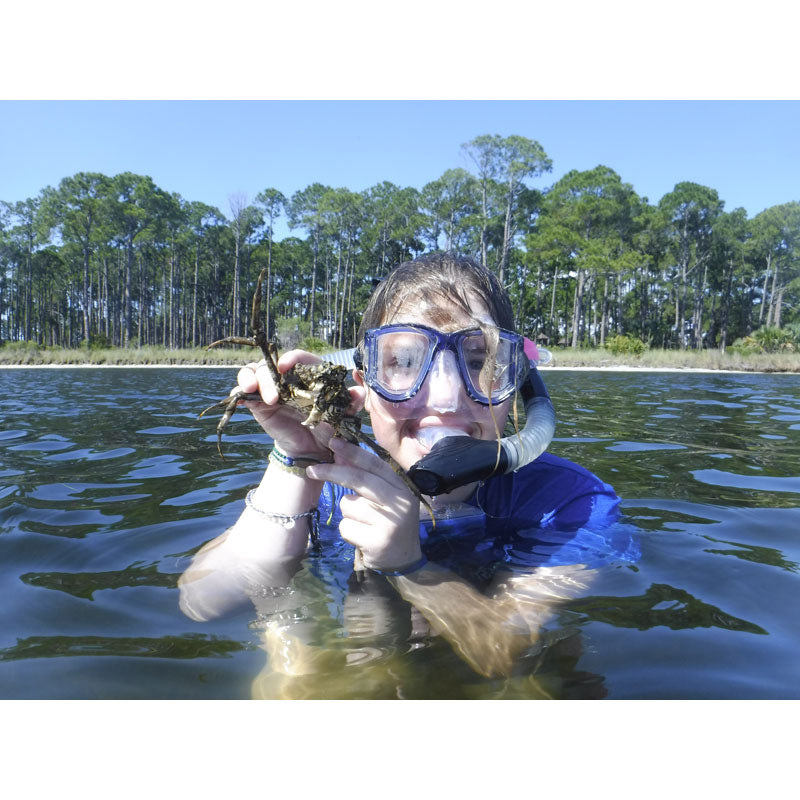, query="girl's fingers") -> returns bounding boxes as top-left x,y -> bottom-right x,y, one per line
277,349 -> 322,371
339,492 -> 387,525
236,363 -> 260,395
326,437 -> 409,493
338,497 -> 421,571
254,362 -> 280,404
309,442 -> 414,505
235,360 -> 277,404
338,515 -> 372,548
307,461 -> 394,507
347,385 -> 366,415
